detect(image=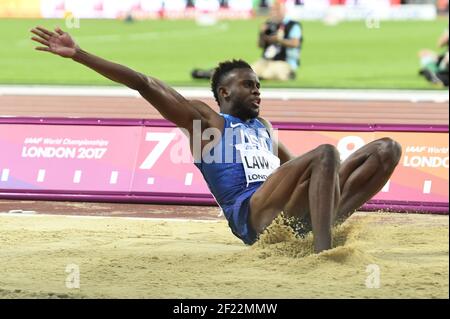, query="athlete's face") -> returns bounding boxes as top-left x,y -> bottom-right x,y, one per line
221,69 -> 261,121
